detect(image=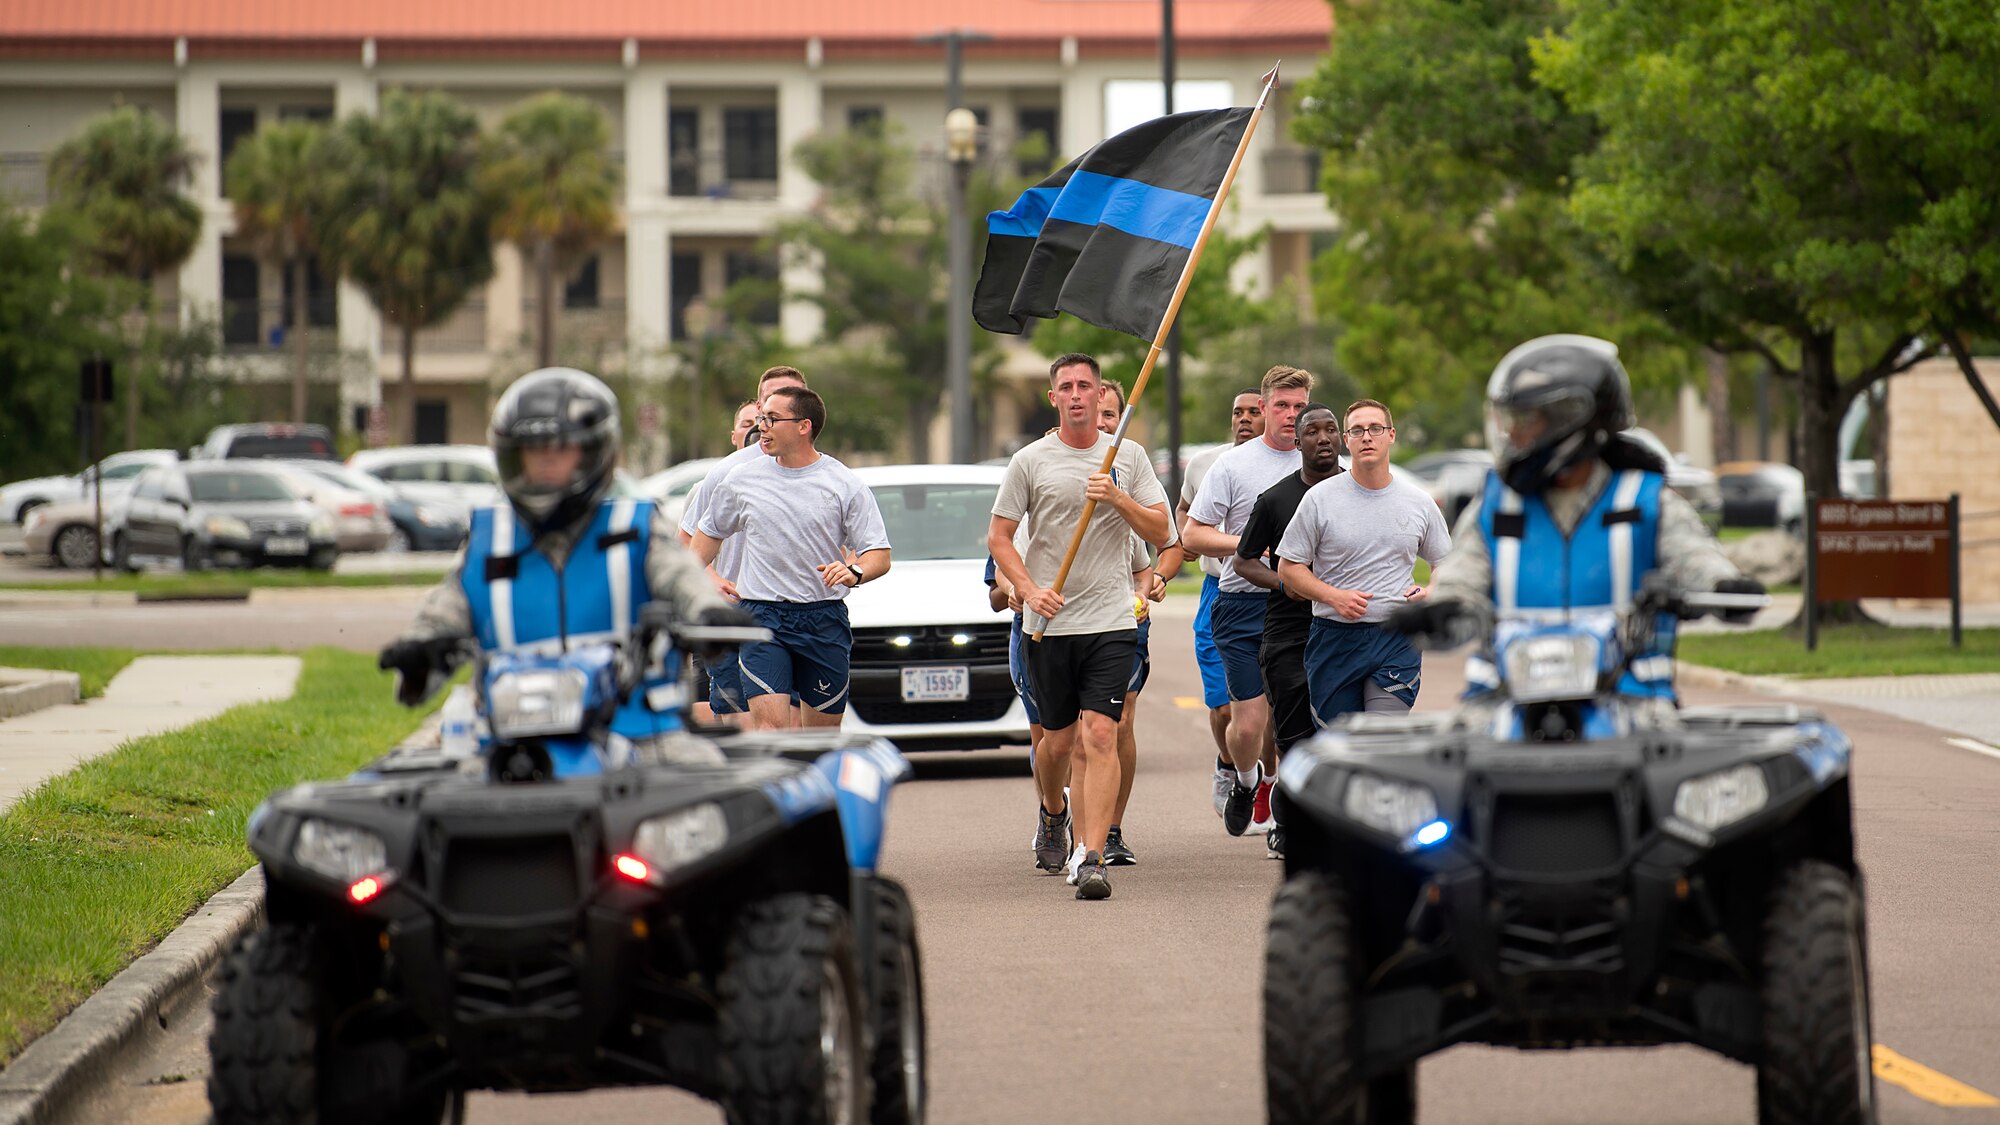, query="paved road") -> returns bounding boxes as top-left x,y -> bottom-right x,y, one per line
46,596 -> 2000,1124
